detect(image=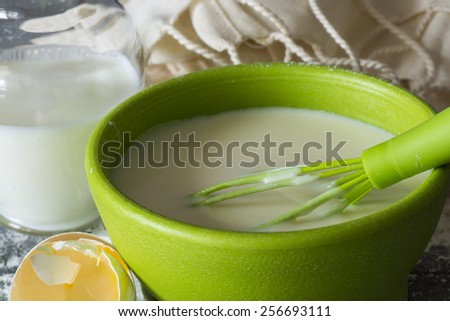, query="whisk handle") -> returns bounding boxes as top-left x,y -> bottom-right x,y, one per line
362,107 -> 450,189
